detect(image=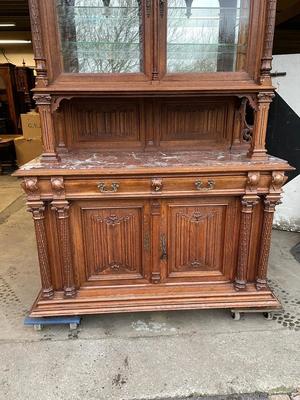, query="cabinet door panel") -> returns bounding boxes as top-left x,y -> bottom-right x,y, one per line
158,0 -> 264,81
163,197 -> 239,282
46,0 -> 153,82
73,200 -> 150,286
